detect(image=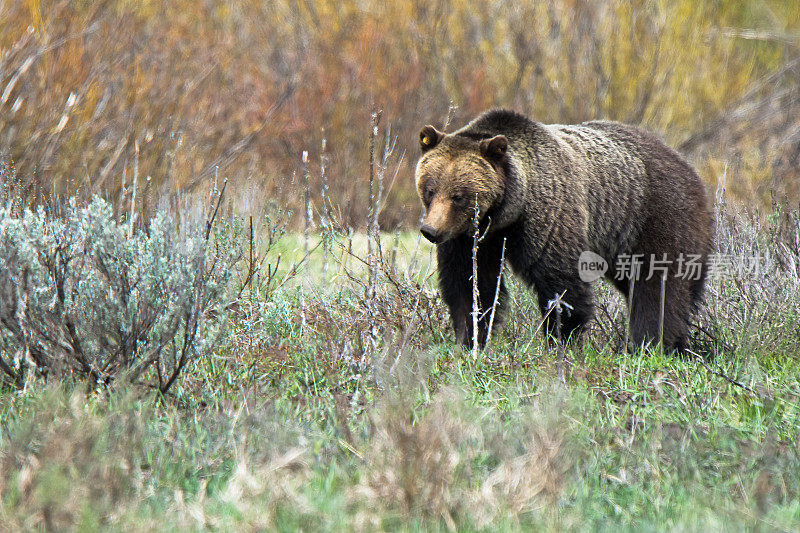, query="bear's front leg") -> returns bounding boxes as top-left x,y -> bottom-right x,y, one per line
533,272 -> 594,344
437,235 -> 509,348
